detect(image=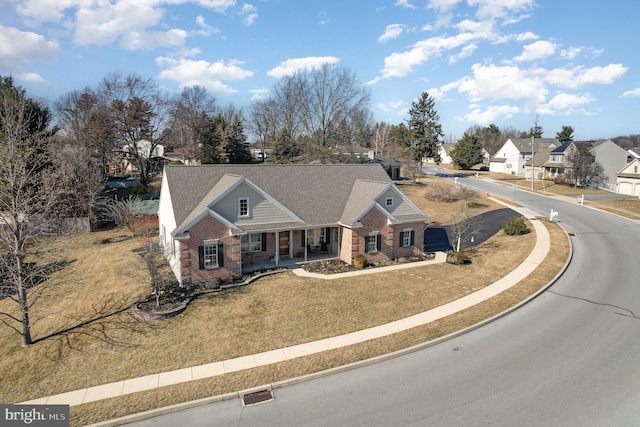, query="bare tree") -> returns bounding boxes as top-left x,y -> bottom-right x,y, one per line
97,71 -> 174,185
0,76 -> 63,347
566,143 -> 607,188
247,98 -> 279,161
168,85 -> 218,165
105,197 -> 146,237
449,207 -> 483,252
